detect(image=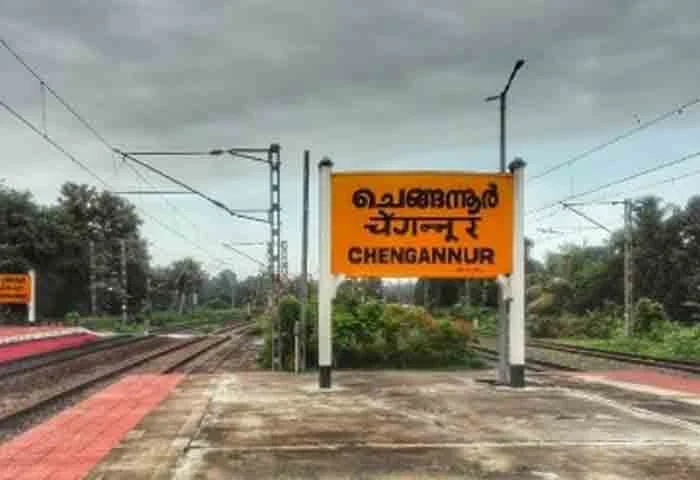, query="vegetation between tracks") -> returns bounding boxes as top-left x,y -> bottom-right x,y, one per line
530,298 -> 700,362
556,328 -> 700,362
74,307 -> 244,334
467,298 -> 700,362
